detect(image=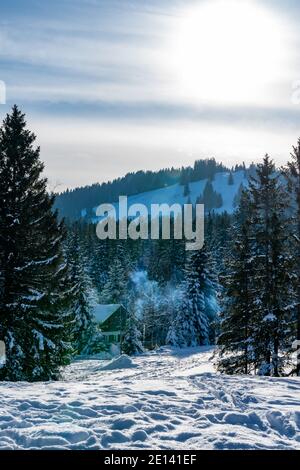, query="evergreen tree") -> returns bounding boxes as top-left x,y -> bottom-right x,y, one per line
283,139 -> 300,375
228,171 -> 234,185
81,223 -> 109,294
148,239 -> 173,284
180,167 -> 192,186
166,287 -> 195,347
91,238 -> 110,293
66,227 -> 100,355
167,244 -> 213,347
205,212 -> 232,279
218,156 -> 294,376
138,278 -> 164,348
183,181 -> 191,197
233,183 -> 244,208
121,300 -> 144,355
218,191 -> 257,374
249,155 -> 293,376
215,192 -> 223,209
101,256 -> 128,305
0,106 -> 73,381
199,181 -> 223,212
170,236 -> 186,283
